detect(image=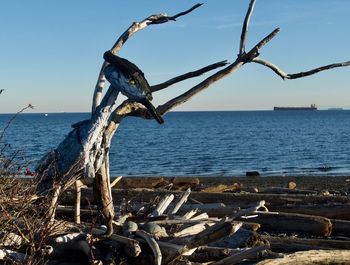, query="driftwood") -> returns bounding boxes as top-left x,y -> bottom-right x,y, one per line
331,219 -> 350,236
164,220 -> 242,264
167,188 -> 191,215
90,228 -> 141,257
263,235 -> 350,252
191,213 -> 209,221
240,211 -> 332,236
188,246 -> 239,263
173,223 -> 209,238
151,194 -> 175,217
60,188 -> 350,207
211,245 -> 269,265
136,230 -> 162,265
269,203 -> 350,220
256,250 -> 350,265
209,228 -> 267,249
3,0 -> 350,264
33,0 -> 350,237
110,176 -> 123,188
179,202 -> 350,225
183,209 -> 199,220
172,177 -> 200,188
